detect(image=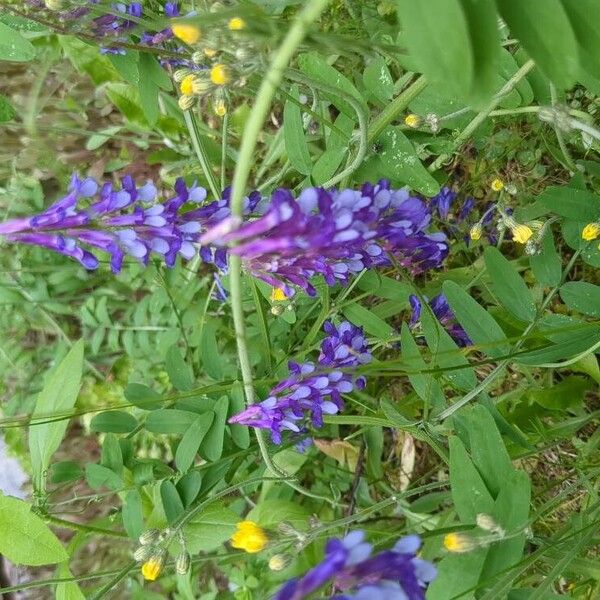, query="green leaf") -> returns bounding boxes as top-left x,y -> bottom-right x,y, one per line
560,282 -> 600,317
342,302 -> 393,340
246,499 -> 310,530
562,220 -> 600,268
442,281 -> 510,358
125,383 -> 163,410
0,22 -> 36,62
283,84 -> 312,175
145,409 -> 200,434
49,461 -> 83,484
176,471 -> 203,507
85,464 -> 123,491
530,230 -> 562,287
90,410 -> 138,433
427,551 -> 489,600
183,504 -> 239,554
558,0 -> 600,76
0,94 -> 16,122
199,321 -> 223,380
199,396 -> 228,462
122,490 -> 144,540
496,0 -> 579,88
526,376 -> 592,410
29,340 -> 84,492
105,82 -> 148,127
484,247 -> 536,322
362,57 -> 394,104
377,127 -> 440,196
395,0 -> 473,98
166,344 -> 194,391
101,433 -> 123,474
537,186 -> 600,221
228,381 -> 250,449
137,53 -> 160,126
160,480 -> 185,525
175,412 -> 214,472
0,494 -> 68,565
108,52 -> 139,85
